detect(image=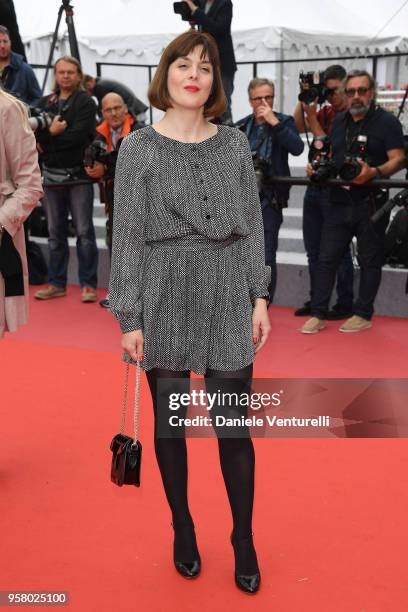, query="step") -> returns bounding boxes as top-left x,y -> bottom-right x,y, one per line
282,208 -> 303,230
277,227 -> 304,253
273,255 -> 408,318
30,239 -> 408,317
